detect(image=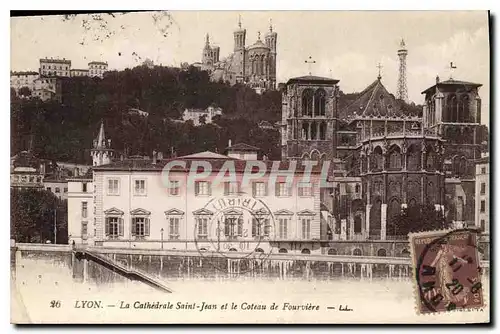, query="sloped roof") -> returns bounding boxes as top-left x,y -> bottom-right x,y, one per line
226,143 -> 260,152
287,75 -> 339,85
181,151 -> 235,160
421,78 -> 482,94
93,151 -> 326,174
339,78 -> 404,120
